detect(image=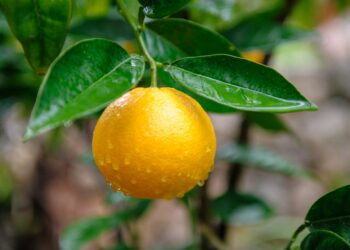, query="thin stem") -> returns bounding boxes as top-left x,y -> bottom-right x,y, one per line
198,183 -> 213,250
182,194 -> 199,244
115,0 -> 158,87
199,224 -> 231,250
217,116 -> 251,241
285,224 -> 307,250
